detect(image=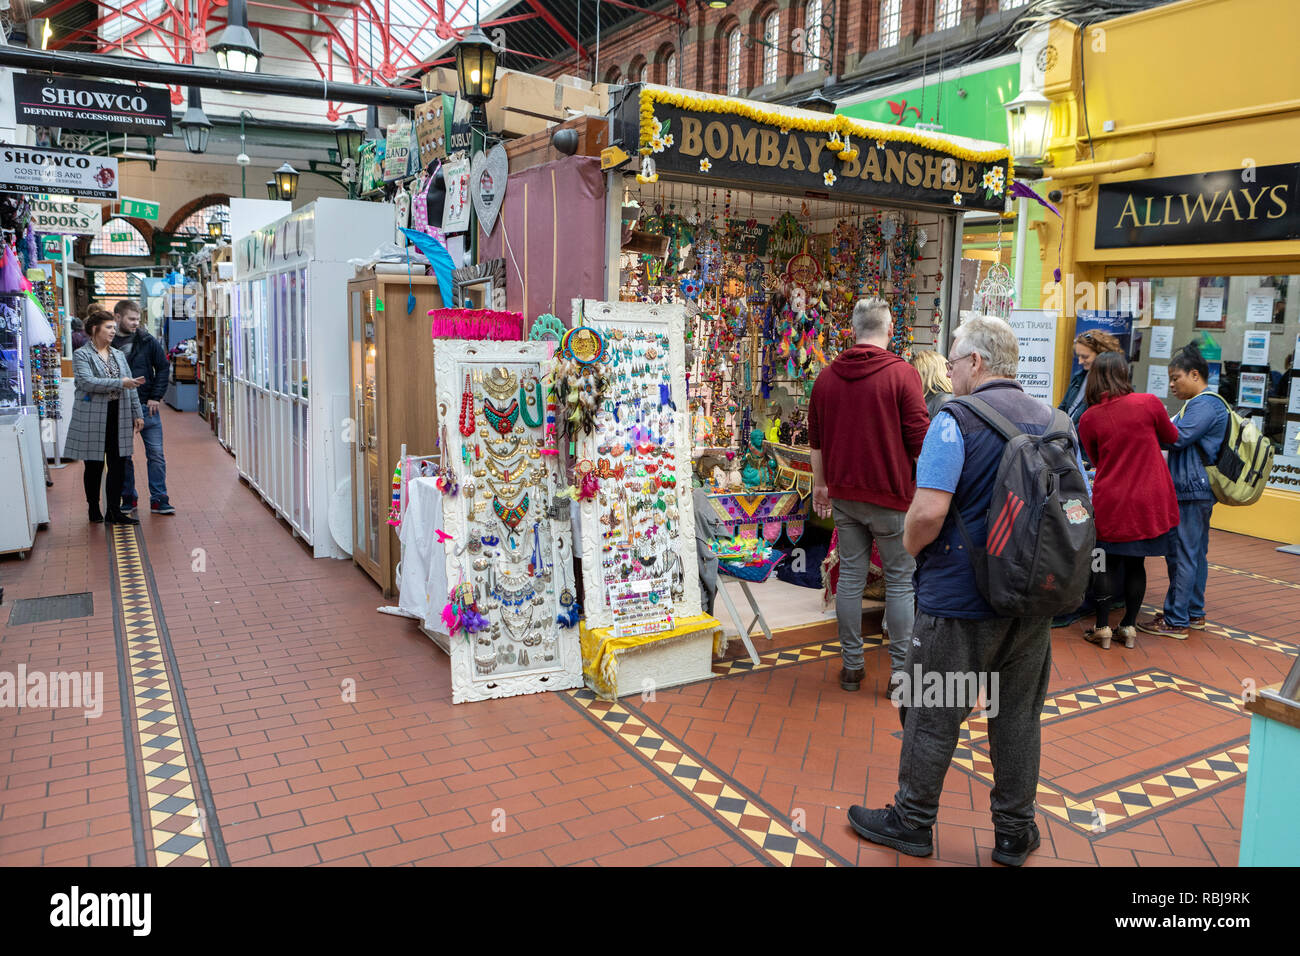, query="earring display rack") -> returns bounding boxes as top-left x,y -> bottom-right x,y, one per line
433,340 -> 582,703
571,299 -> 703,635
